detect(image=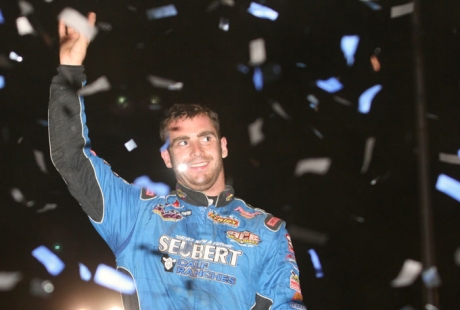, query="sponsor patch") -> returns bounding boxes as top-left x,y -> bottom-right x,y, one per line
158,235 -> 242,267
286,234 -> 294,253
290,270 -> 301,293
235,206 -> 262,219
175,259 -> 236,285
153,205 -> 189,222
208,211 -> 239,227
141,188 -> 157,199
176,189 -> 186,199
227,230 -> 260,246
286,253 -> 299,270
161,254 -> 176,272
292,292 -> 303,301
167,199 -> 182,208
225,193 -> 234,201
289,301 -> 307,310
264,214 -> 283,231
